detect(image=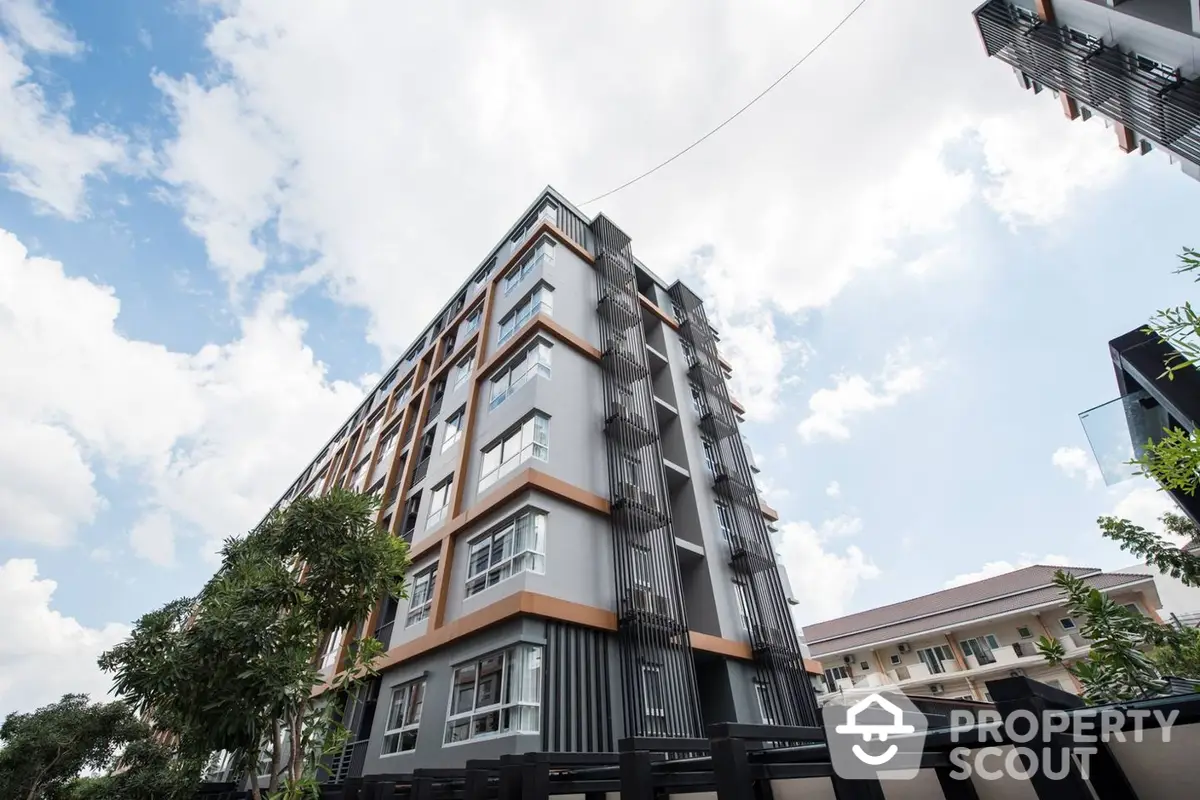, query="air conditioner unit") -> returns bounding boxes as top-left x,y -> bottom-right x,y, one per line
615,482 -> 658,512
630,587 -> 669,616
843,655 -> 855,665
928,683 -> 945,695
897,643 -> 911,654
1009,669 -> 1026,678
